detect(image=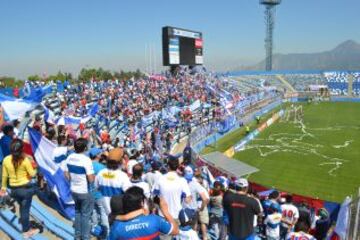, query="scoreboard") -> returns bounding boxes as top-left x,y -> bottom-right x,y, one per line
162,26 -> 203,66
